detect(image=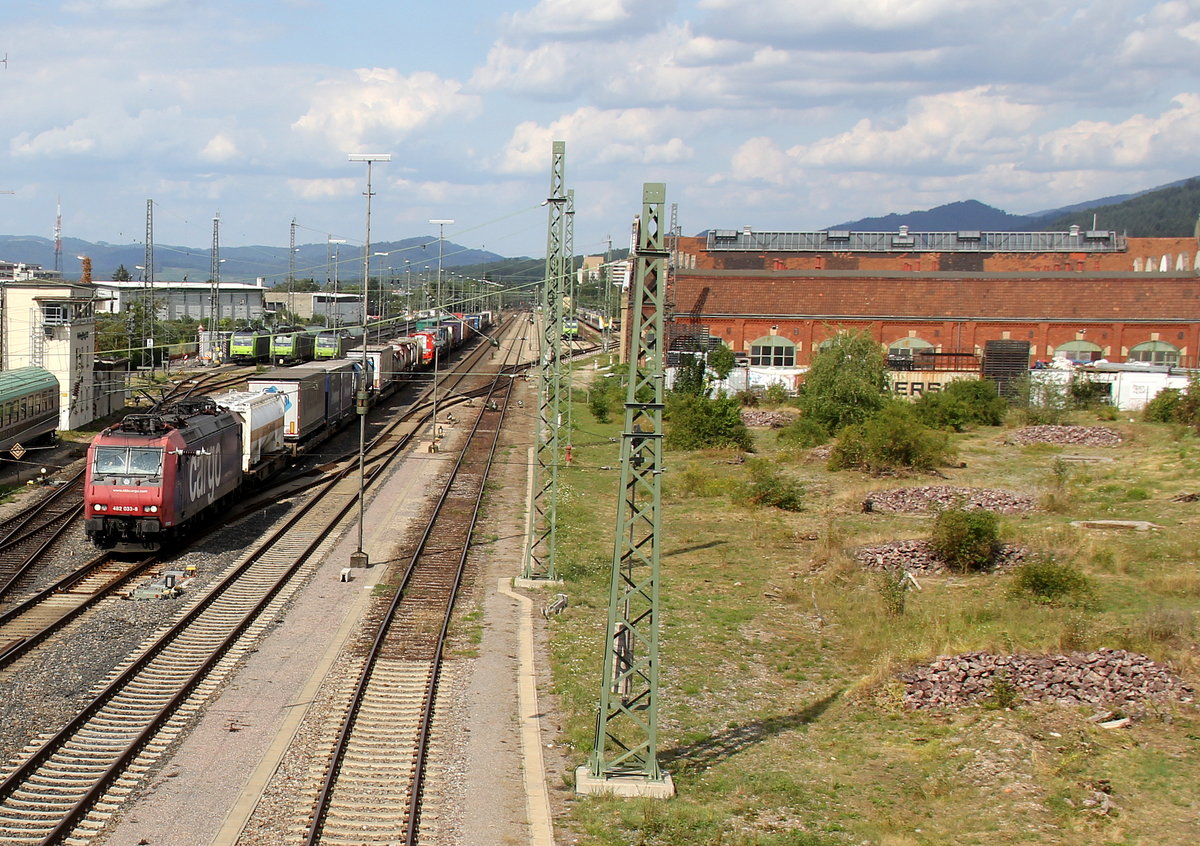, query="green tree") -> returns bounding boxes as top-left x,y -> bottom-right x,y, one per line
112,264 -> 132,281
797,329 -> 888,433
672,353 -> 708,397
708,344 -> 736,380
